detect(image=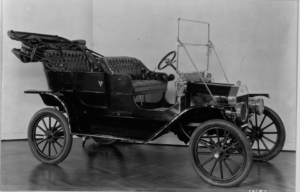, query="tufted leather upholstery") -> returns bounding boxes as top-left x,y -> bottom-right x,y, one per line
43,50 -> 98,71
99,56 -> 168,93
132,80 -> 167,92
